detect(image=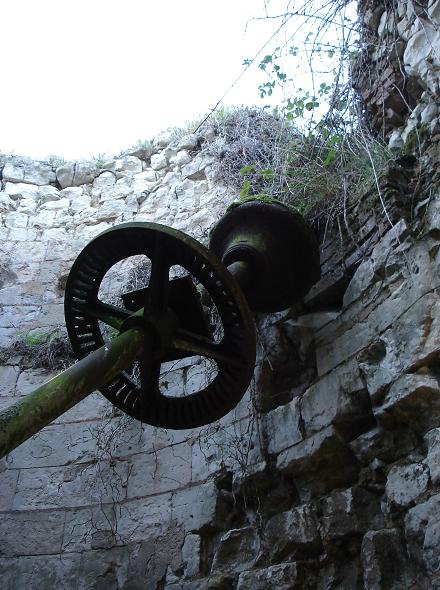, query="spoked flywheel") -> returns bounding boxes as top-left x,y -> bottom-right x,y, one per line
64,222 -> 256,429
